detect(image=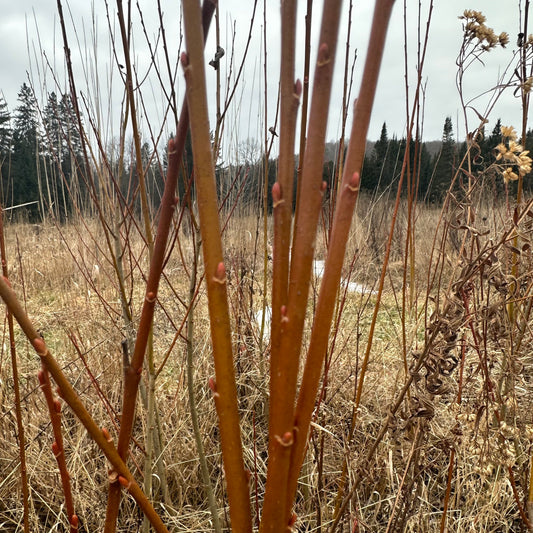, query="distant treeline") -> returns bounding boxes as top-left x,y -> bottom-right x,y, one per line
1,83 -> 532,221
